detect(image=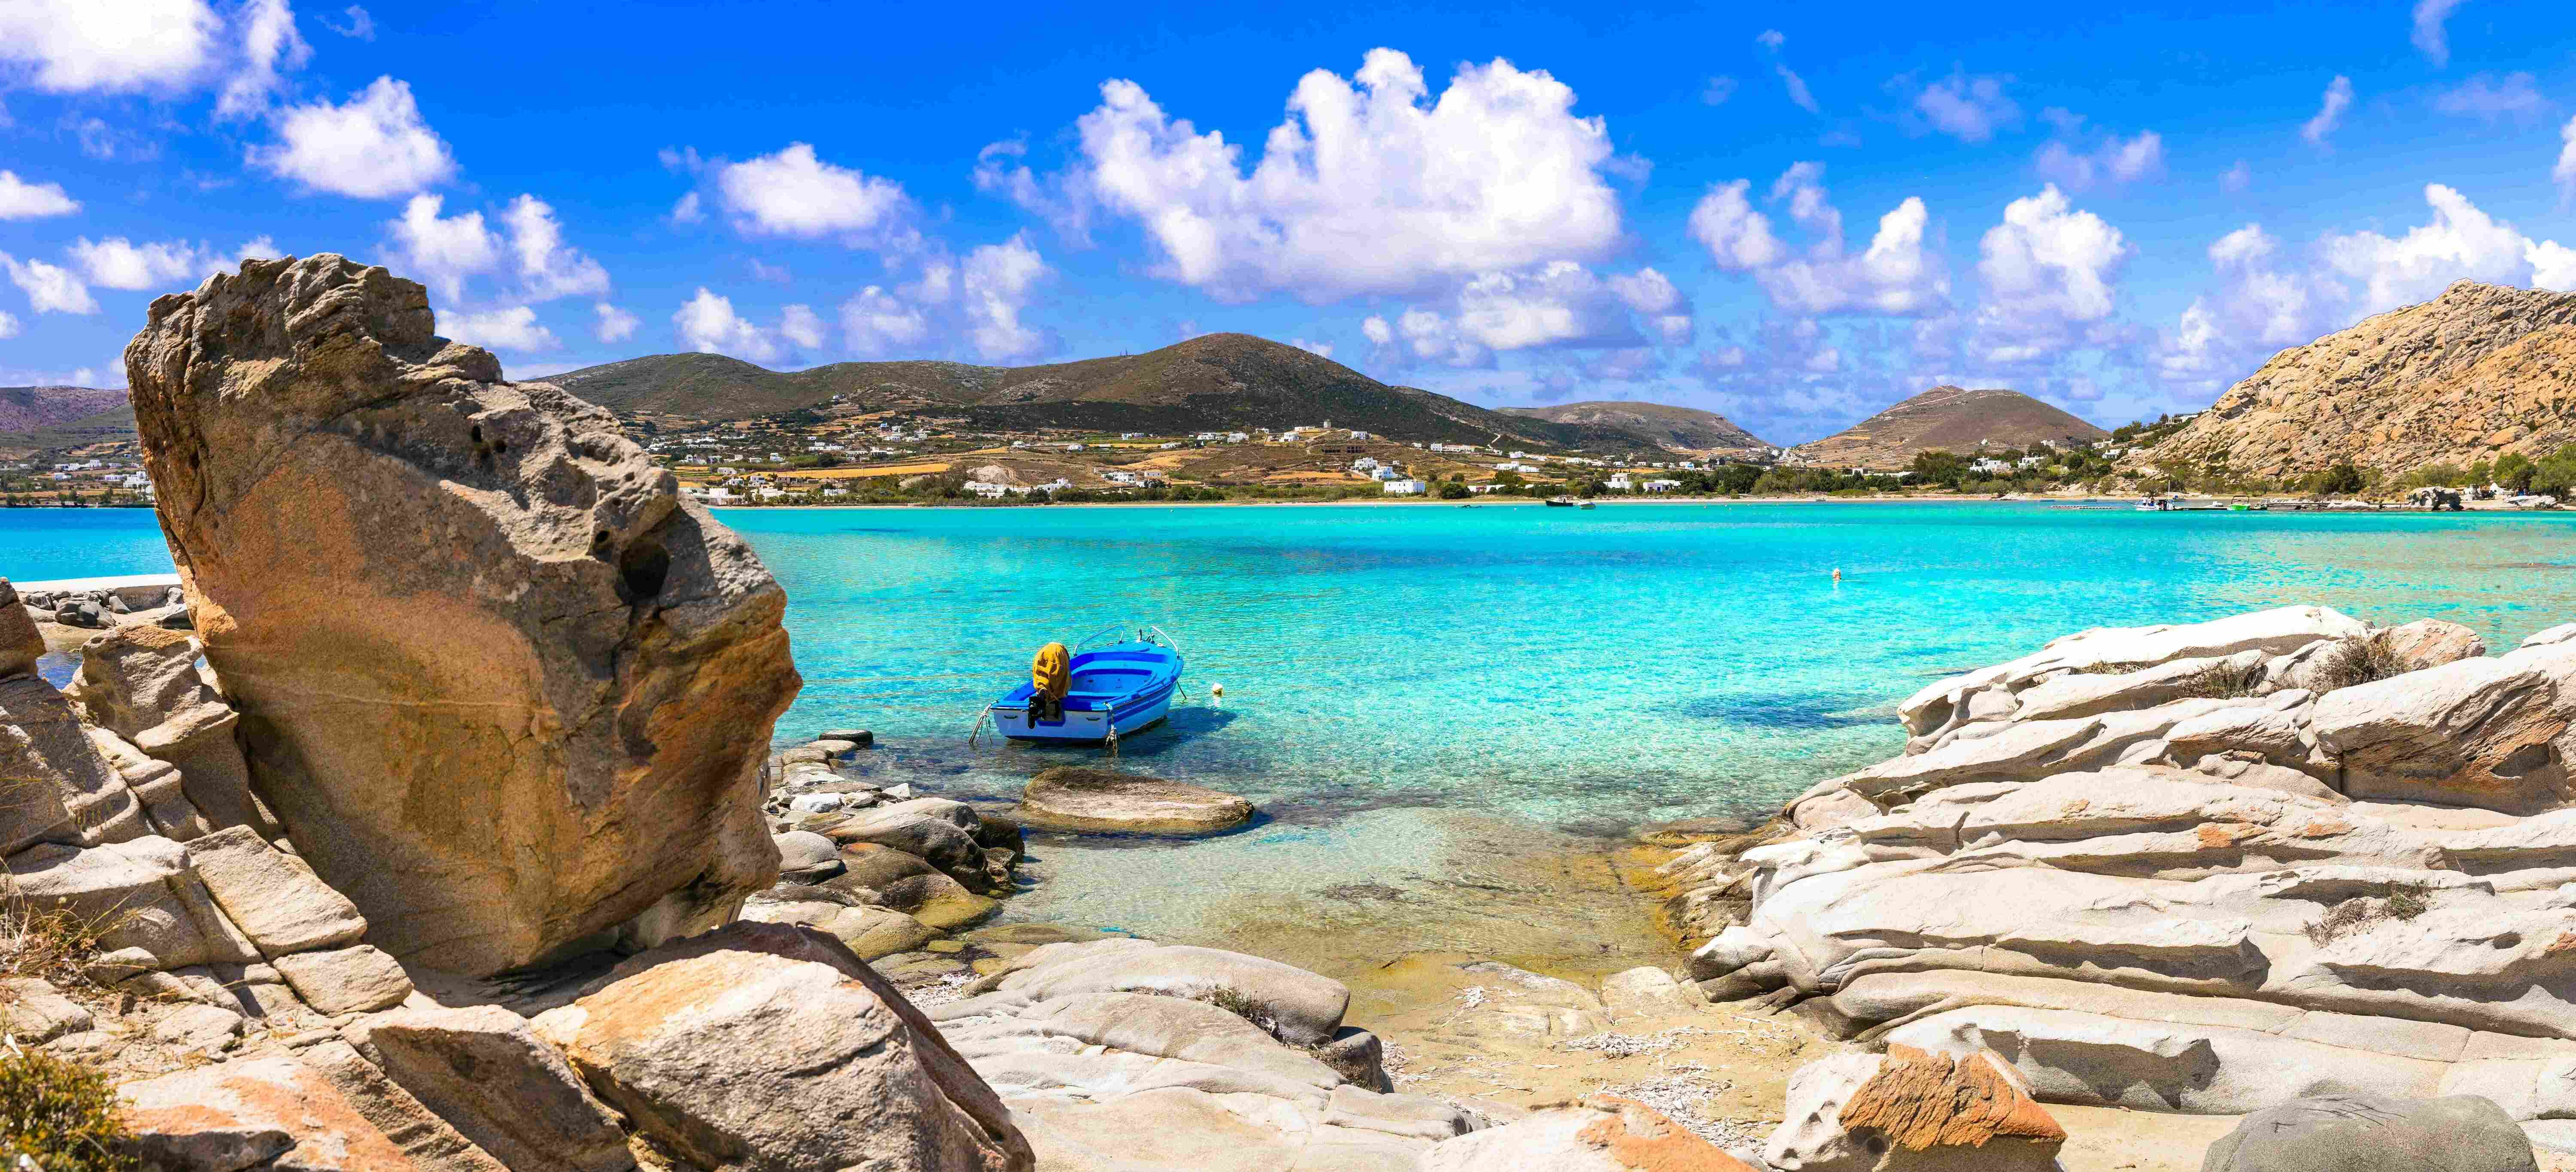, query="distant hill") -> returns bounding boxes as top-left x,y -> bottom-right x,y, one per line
1501,400 -> 1773,455
550,333 -> 1680,454
0,386 -> 127,434
2136,280 -> 2576,478
1792,386 -> 2108,469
